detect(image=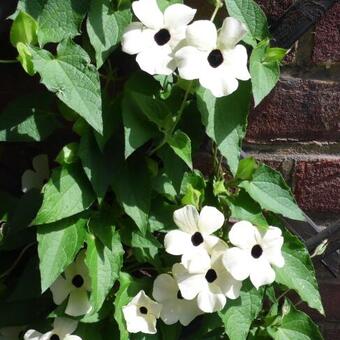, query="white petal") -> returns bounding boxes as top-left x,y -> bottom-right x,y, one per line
152,274 -> 178,302
218,17 -> 247,50
172,263 -> 205,300
208,237 -> 228,259
64,336 -> 82,340
130,290 -> 162,318
40,331 -> 54,340
181,248 -> 211,274
222,247 -> 252,281
250,258 -> 276,289
197,290 -> 226,313
173,205 -> 199,233
199,66 -> 239,98
136,45 -> 175,75
24,330 -> 42,340
175,46 -> 206,80
222,45 -> 250,80
50,276 -> 71,305
121,22 -> 154,55
164,4 -> 196,30
53,317 -> 78,337
21,169 -> 43,192
216,270 -> 242,299
186,20 -> 217,51
198,206 -> 225,234
261,227 -> 285,268
132,0 -> 163,30
228,221 -> 258,249
164,230 -> 193,256
160,299 -> 180,325
123,305 -> 157,334
65,289 -> 92,317
32,154 -> 49,181
179,299 -> 202,326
